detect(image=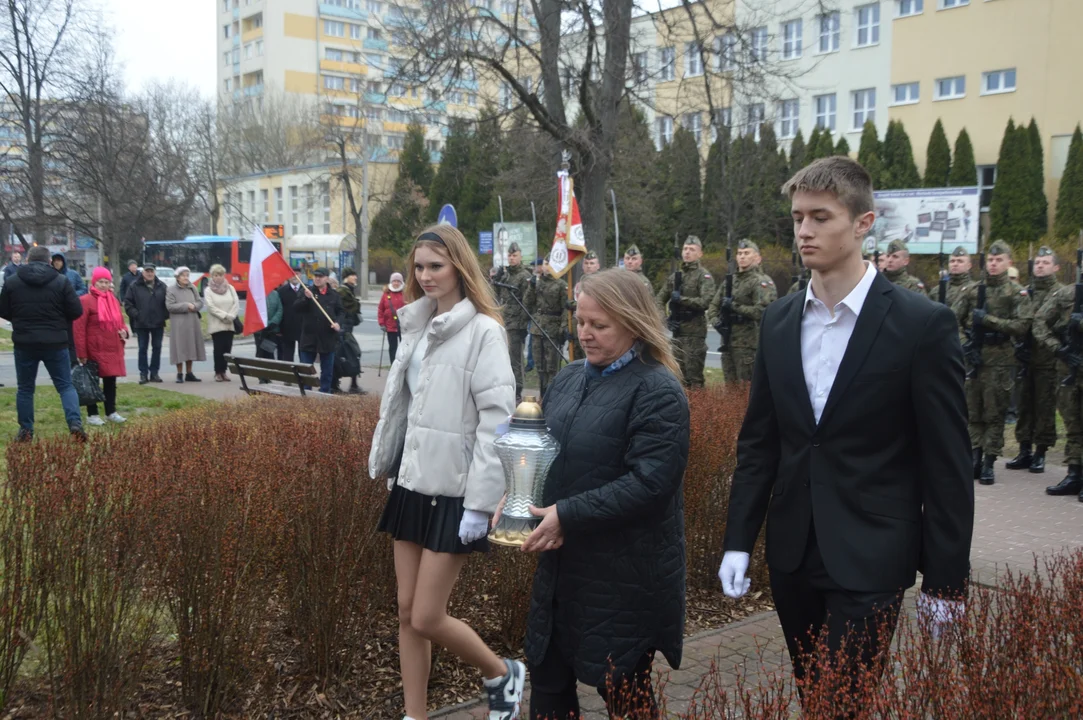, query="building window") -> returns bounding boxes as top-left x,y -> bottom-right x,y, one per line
223,0 -> 229,11
500,82 -> 512,109
261,189 -> 269,223
324,75 -> 345,91
632,52 -> 648,83
659,47 -> 675,81
232,48 -> 240,63
249,13 -> 262,29
426,140 -> 441,153
891,82 -> 920,105
978,164 -> 995,209
246,190 -> 256,222
935,75 -> 966,100
274,188 -> 283,223
255,40 -> 263,56
367,0 -> 382,12
655,116 -> 673,149
324,20 -> 345,37
818,12 -> 840,53
321,182 -> 331,234
685,43 -> 703,77
855,3 -> 880,47
223,24 -> 231,39
716,33 -> 736,71
367,81 -> 382,94
815,93 -> 837,132
750,26 -> 768,61
941,0 -> 968,8
746,104 -> 765,141
224,51 -> 231,67
289,186 -> 299,237
367,27 -> 381,40
852,89 -> 876,130
349,23 -> 362,39
304,184 -> 314,235
387,134 -> 405,149
244,43 -> 253,59
779,99 -> 799,139
710,107 -> 732,143
224,78 -> 232,92
982,68 -> 1016,95
681,112 -> 702,144
897,0 -> 923,16
562,66 -> 576,95
326,48 -> 342,61
366,53 -> 382,69
782,19 -> 802,60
